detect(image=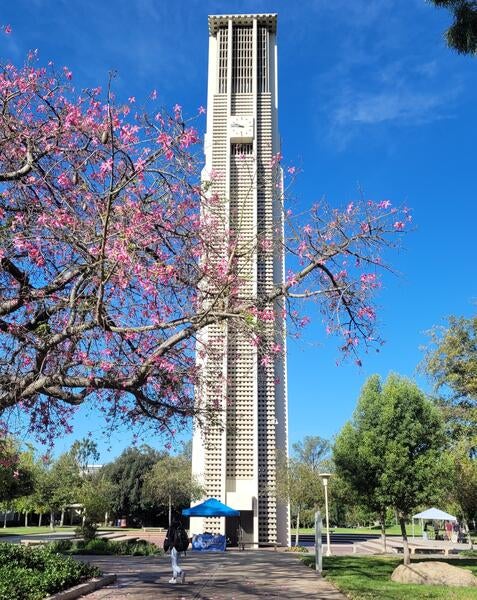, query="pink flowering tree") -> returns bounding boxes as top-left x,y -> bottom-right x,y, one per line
0,55 -> 411,444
